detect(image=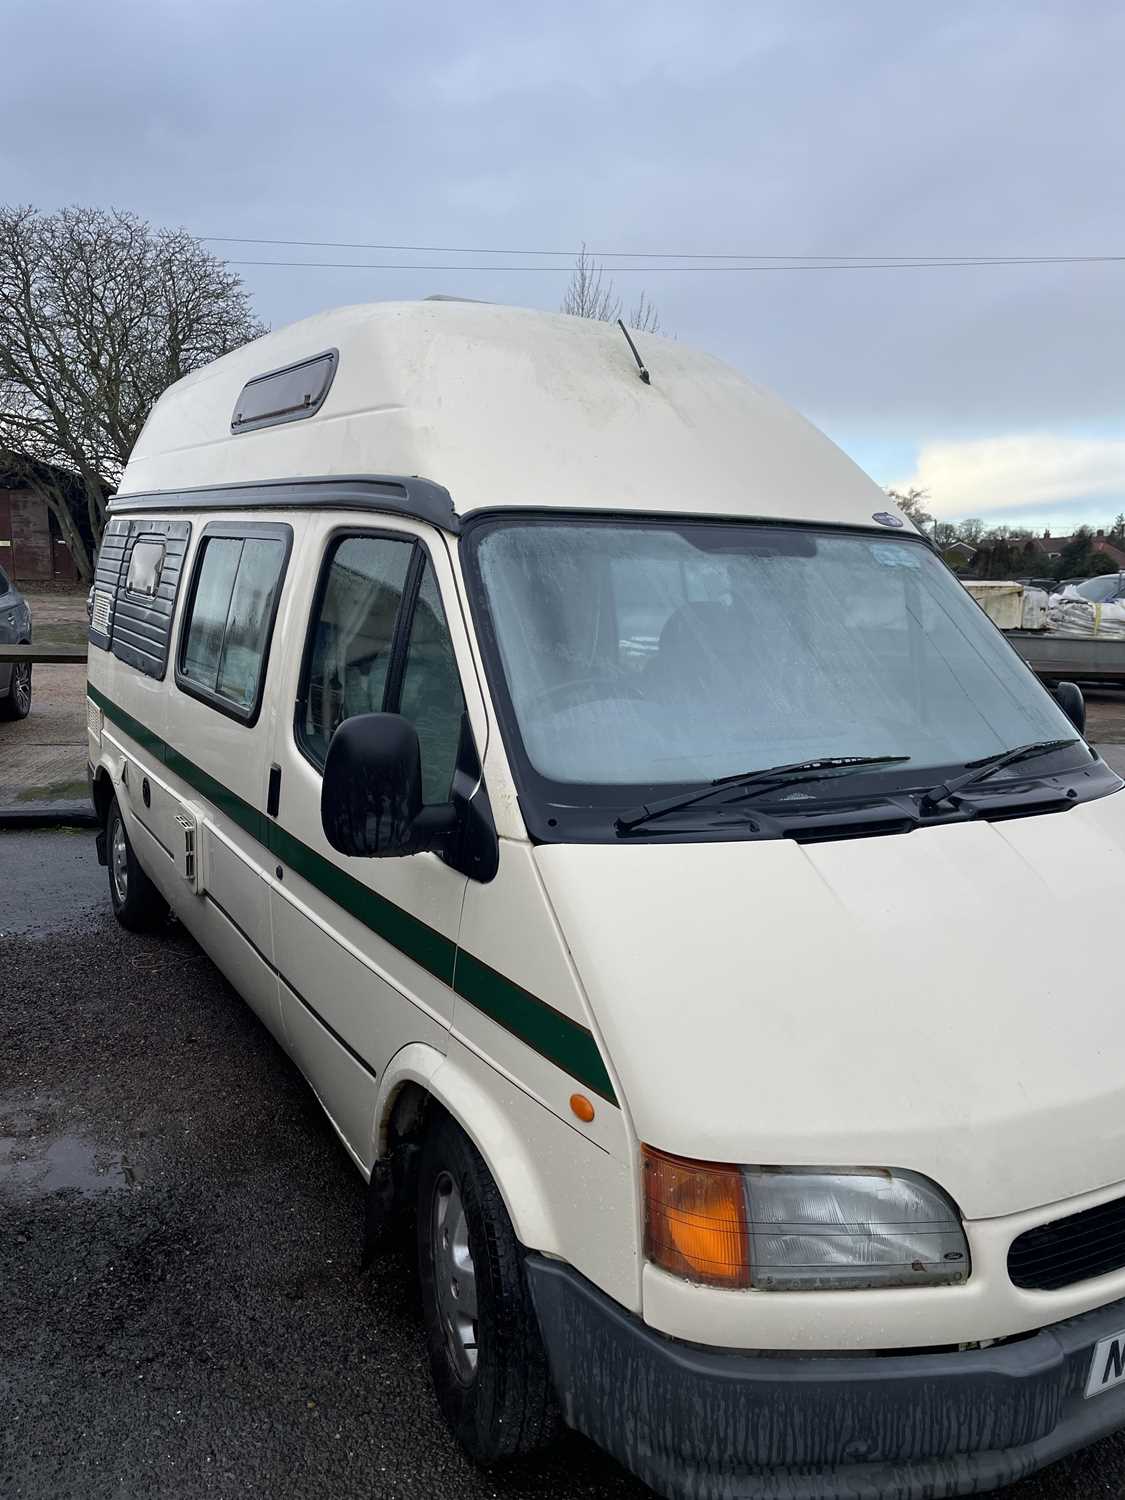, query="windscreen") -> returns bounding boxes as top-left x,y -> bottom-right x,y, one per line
471,519 -> 1076,787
